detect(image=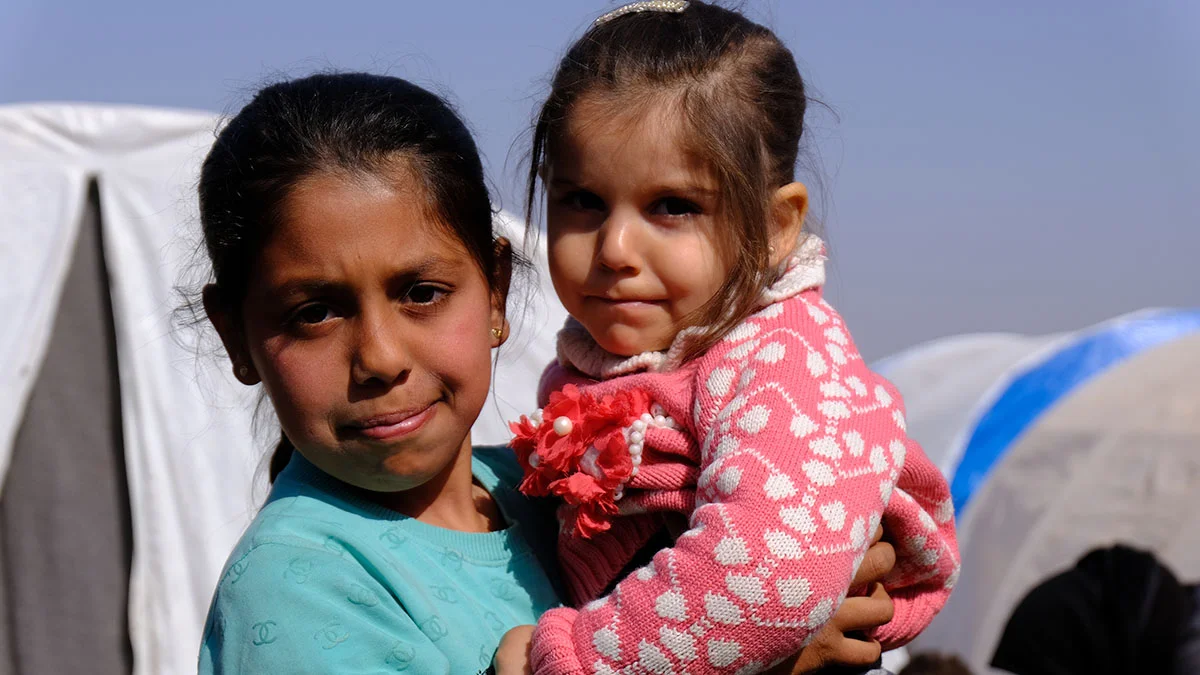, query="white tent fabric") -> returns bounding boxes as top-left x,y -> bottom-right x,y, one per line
1,103 -> 261,675
938,332 -> 1200,670
0,104 -> 564,675
1,130 -> 89,482
878,311 -> 1200,673
874,333 -> 1062,475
